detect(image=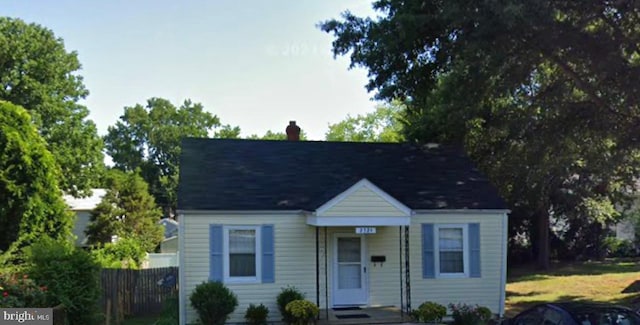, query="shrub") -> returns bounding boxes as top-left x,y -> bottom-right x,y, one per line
190,281 -> 238,325
155,294 -> 178,325
449,303 -> 493,325
245,303 -> 269,325
603,237 -> 637,258
24,237 -> 101,325
412,301 -> 447,323
0,273 -> 48,308
277,286 -> 305,324
91,238 -> 147,269
285,300 -> 319,325
476,306 -> 493,323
